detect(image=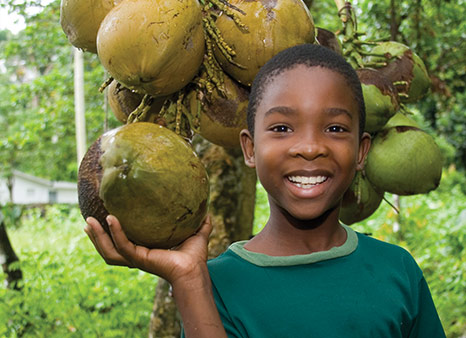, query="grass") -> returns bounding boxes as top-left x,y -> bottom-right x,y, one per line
0,206 -> 157,337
